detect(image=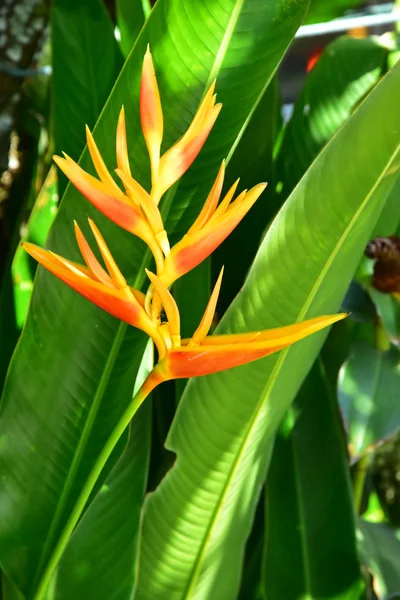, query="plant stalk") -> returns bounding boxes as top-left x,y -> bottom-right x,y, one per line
352,452 -> 371,515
